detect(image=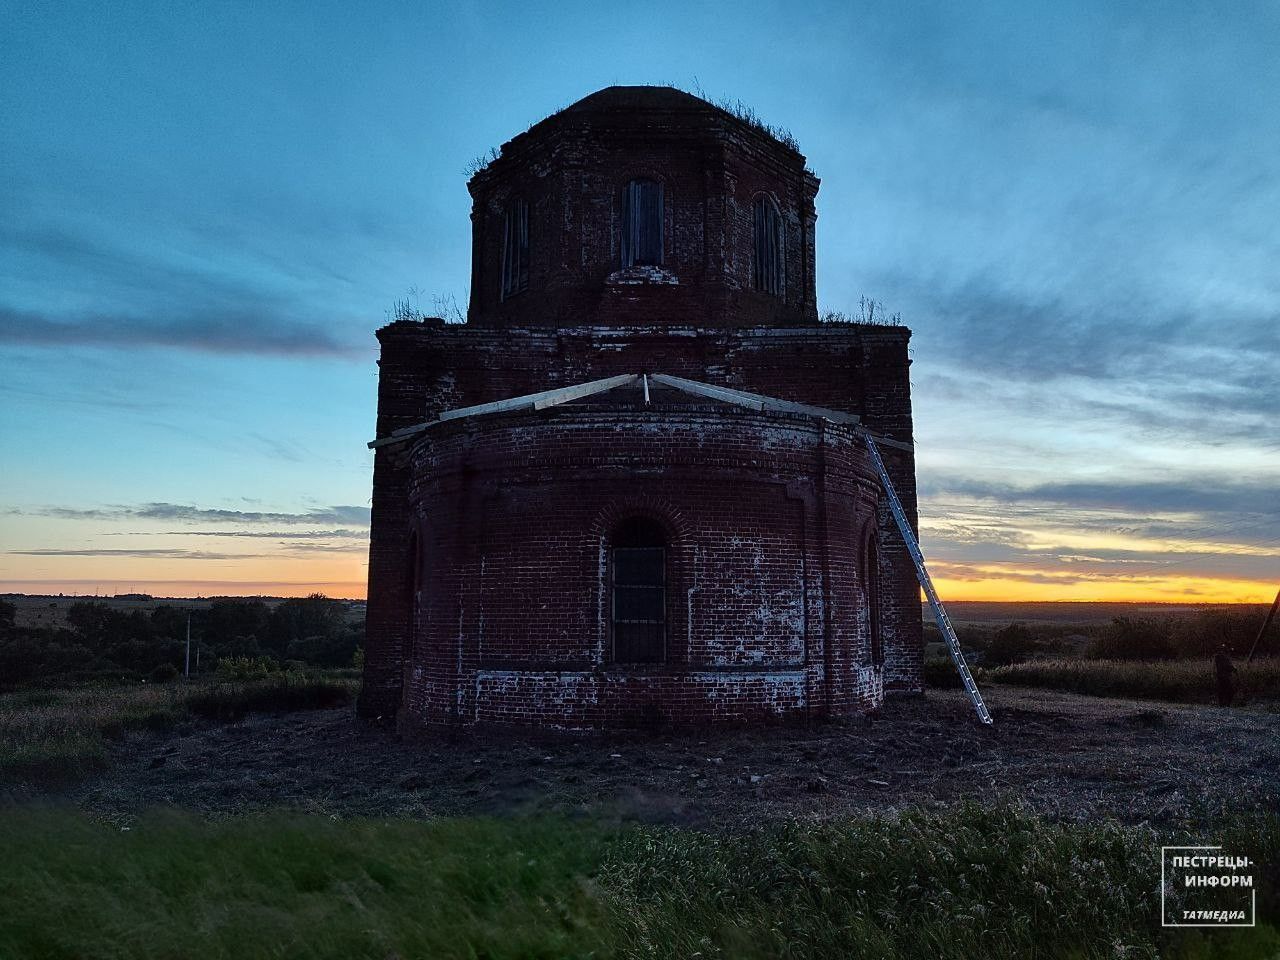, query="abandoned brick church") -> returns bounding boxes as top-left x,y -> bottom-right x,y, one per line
360,86 -> 923,729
